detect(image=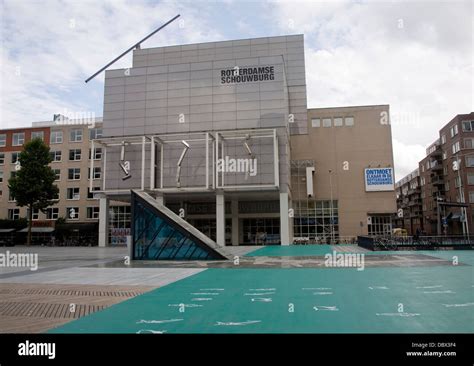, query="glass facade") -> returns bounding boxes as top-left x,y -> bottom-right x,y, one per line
132,192 -> 224,260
